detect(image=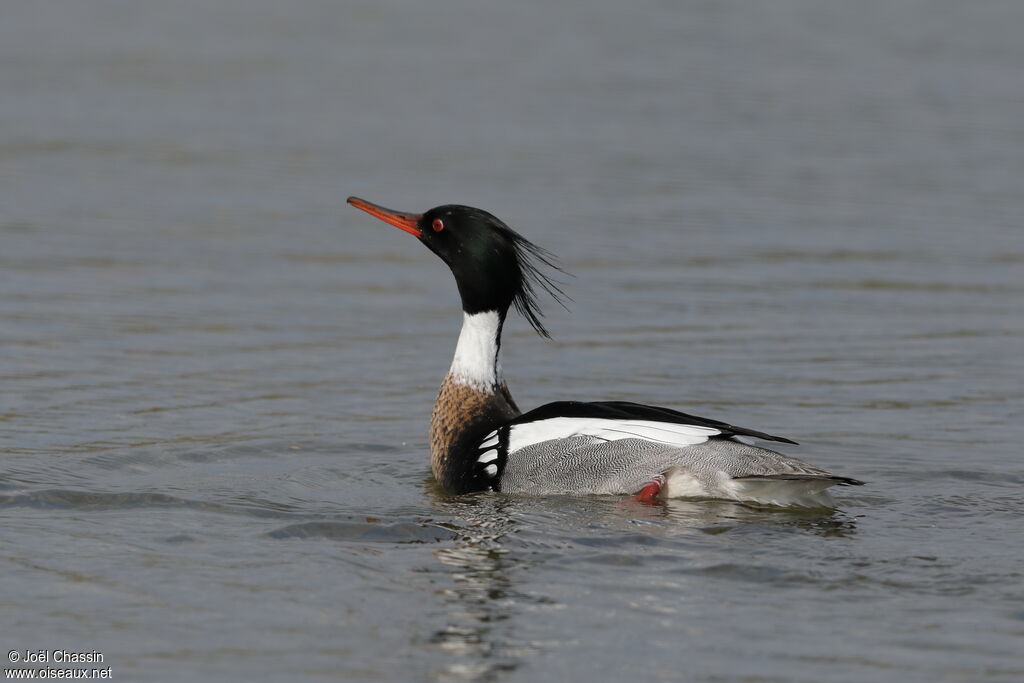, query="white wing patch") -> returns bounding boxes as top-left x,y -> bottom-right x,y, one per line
479,432 -> 499,449
478,450 -> 498,464
507,417 -> 721,455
